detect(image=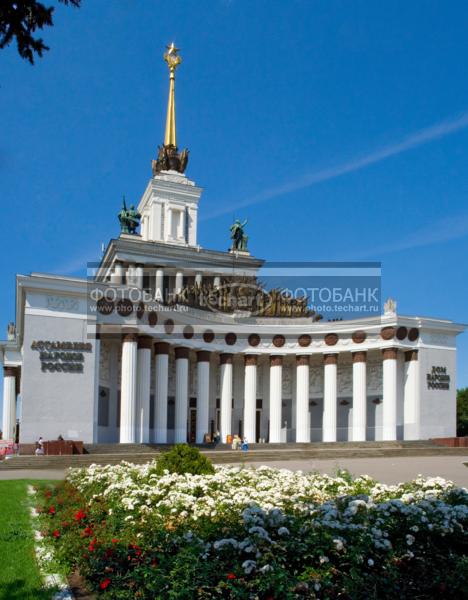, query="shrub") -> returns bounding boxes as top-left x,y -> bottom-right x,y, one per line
154,443 -> 215,475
